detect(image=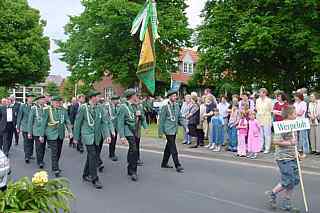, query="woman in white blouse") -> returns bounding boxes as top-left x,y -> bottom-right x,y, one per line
308,93 -> 320,154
